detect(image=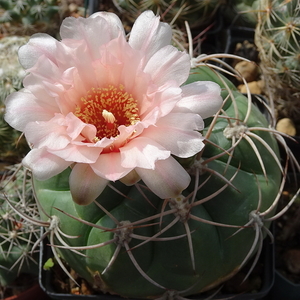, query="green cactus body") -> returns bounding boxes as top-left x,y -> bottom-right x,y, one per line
33,66 -> 281,298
